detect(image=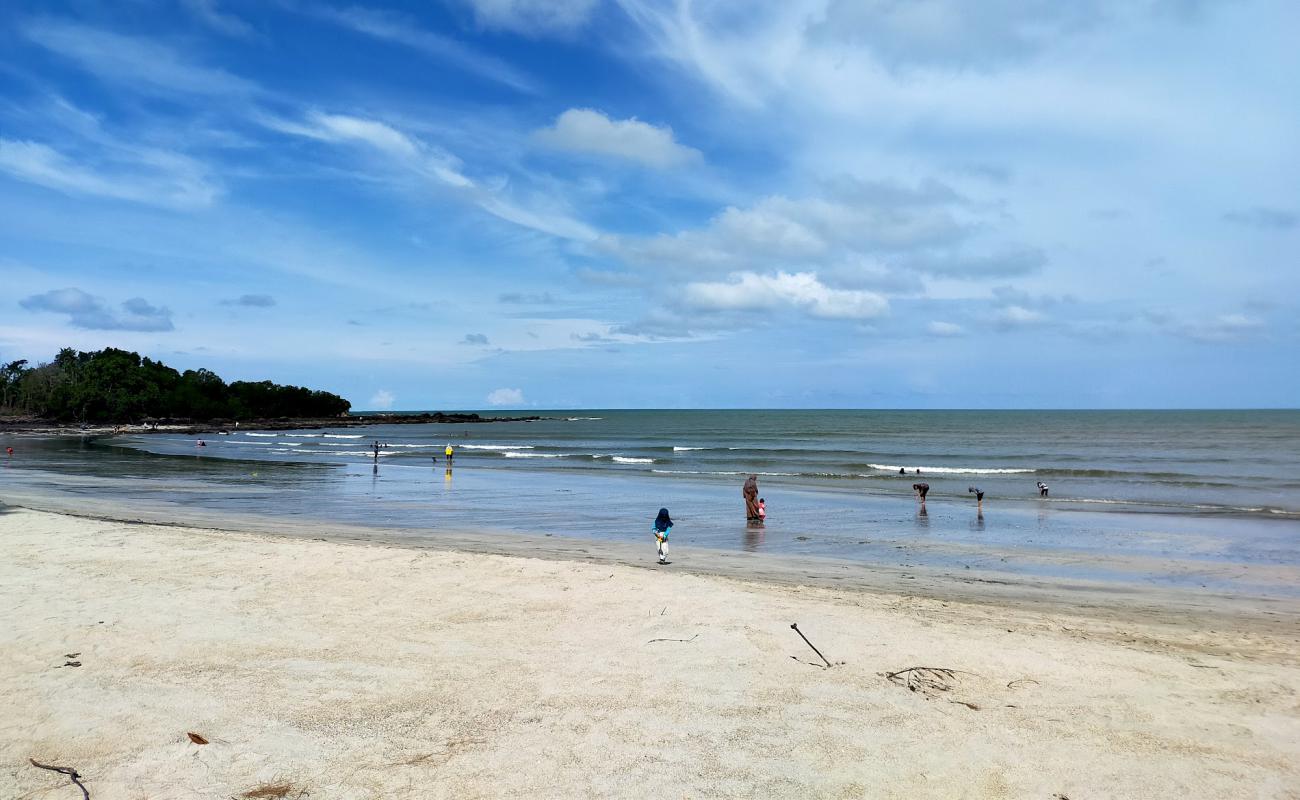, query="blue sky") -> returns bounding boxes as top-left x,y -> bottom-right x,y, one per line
2,0 -> 1296,409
